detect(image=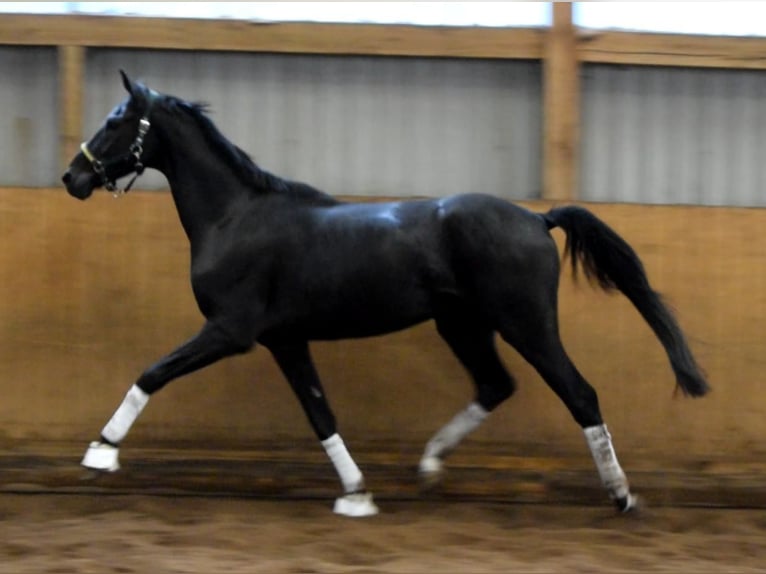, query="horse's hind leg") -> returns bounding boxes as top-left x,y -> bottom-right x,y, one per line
420,304 -> 516,485
499,311 -> 637,512
268,340 -> 378,517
